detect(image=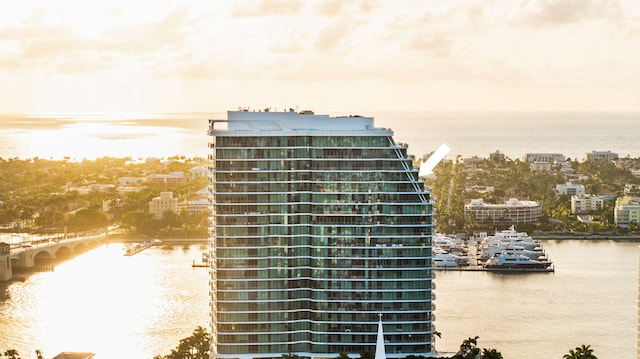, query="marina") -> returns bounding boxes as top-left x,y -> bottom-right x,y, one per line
433,227 -> 554,273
